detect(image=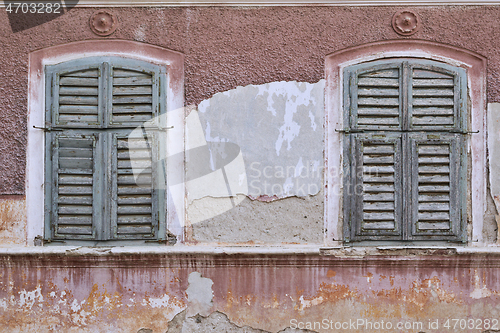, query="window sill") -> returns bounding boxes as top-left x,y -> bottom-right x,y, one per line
0,244 -> 499,257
